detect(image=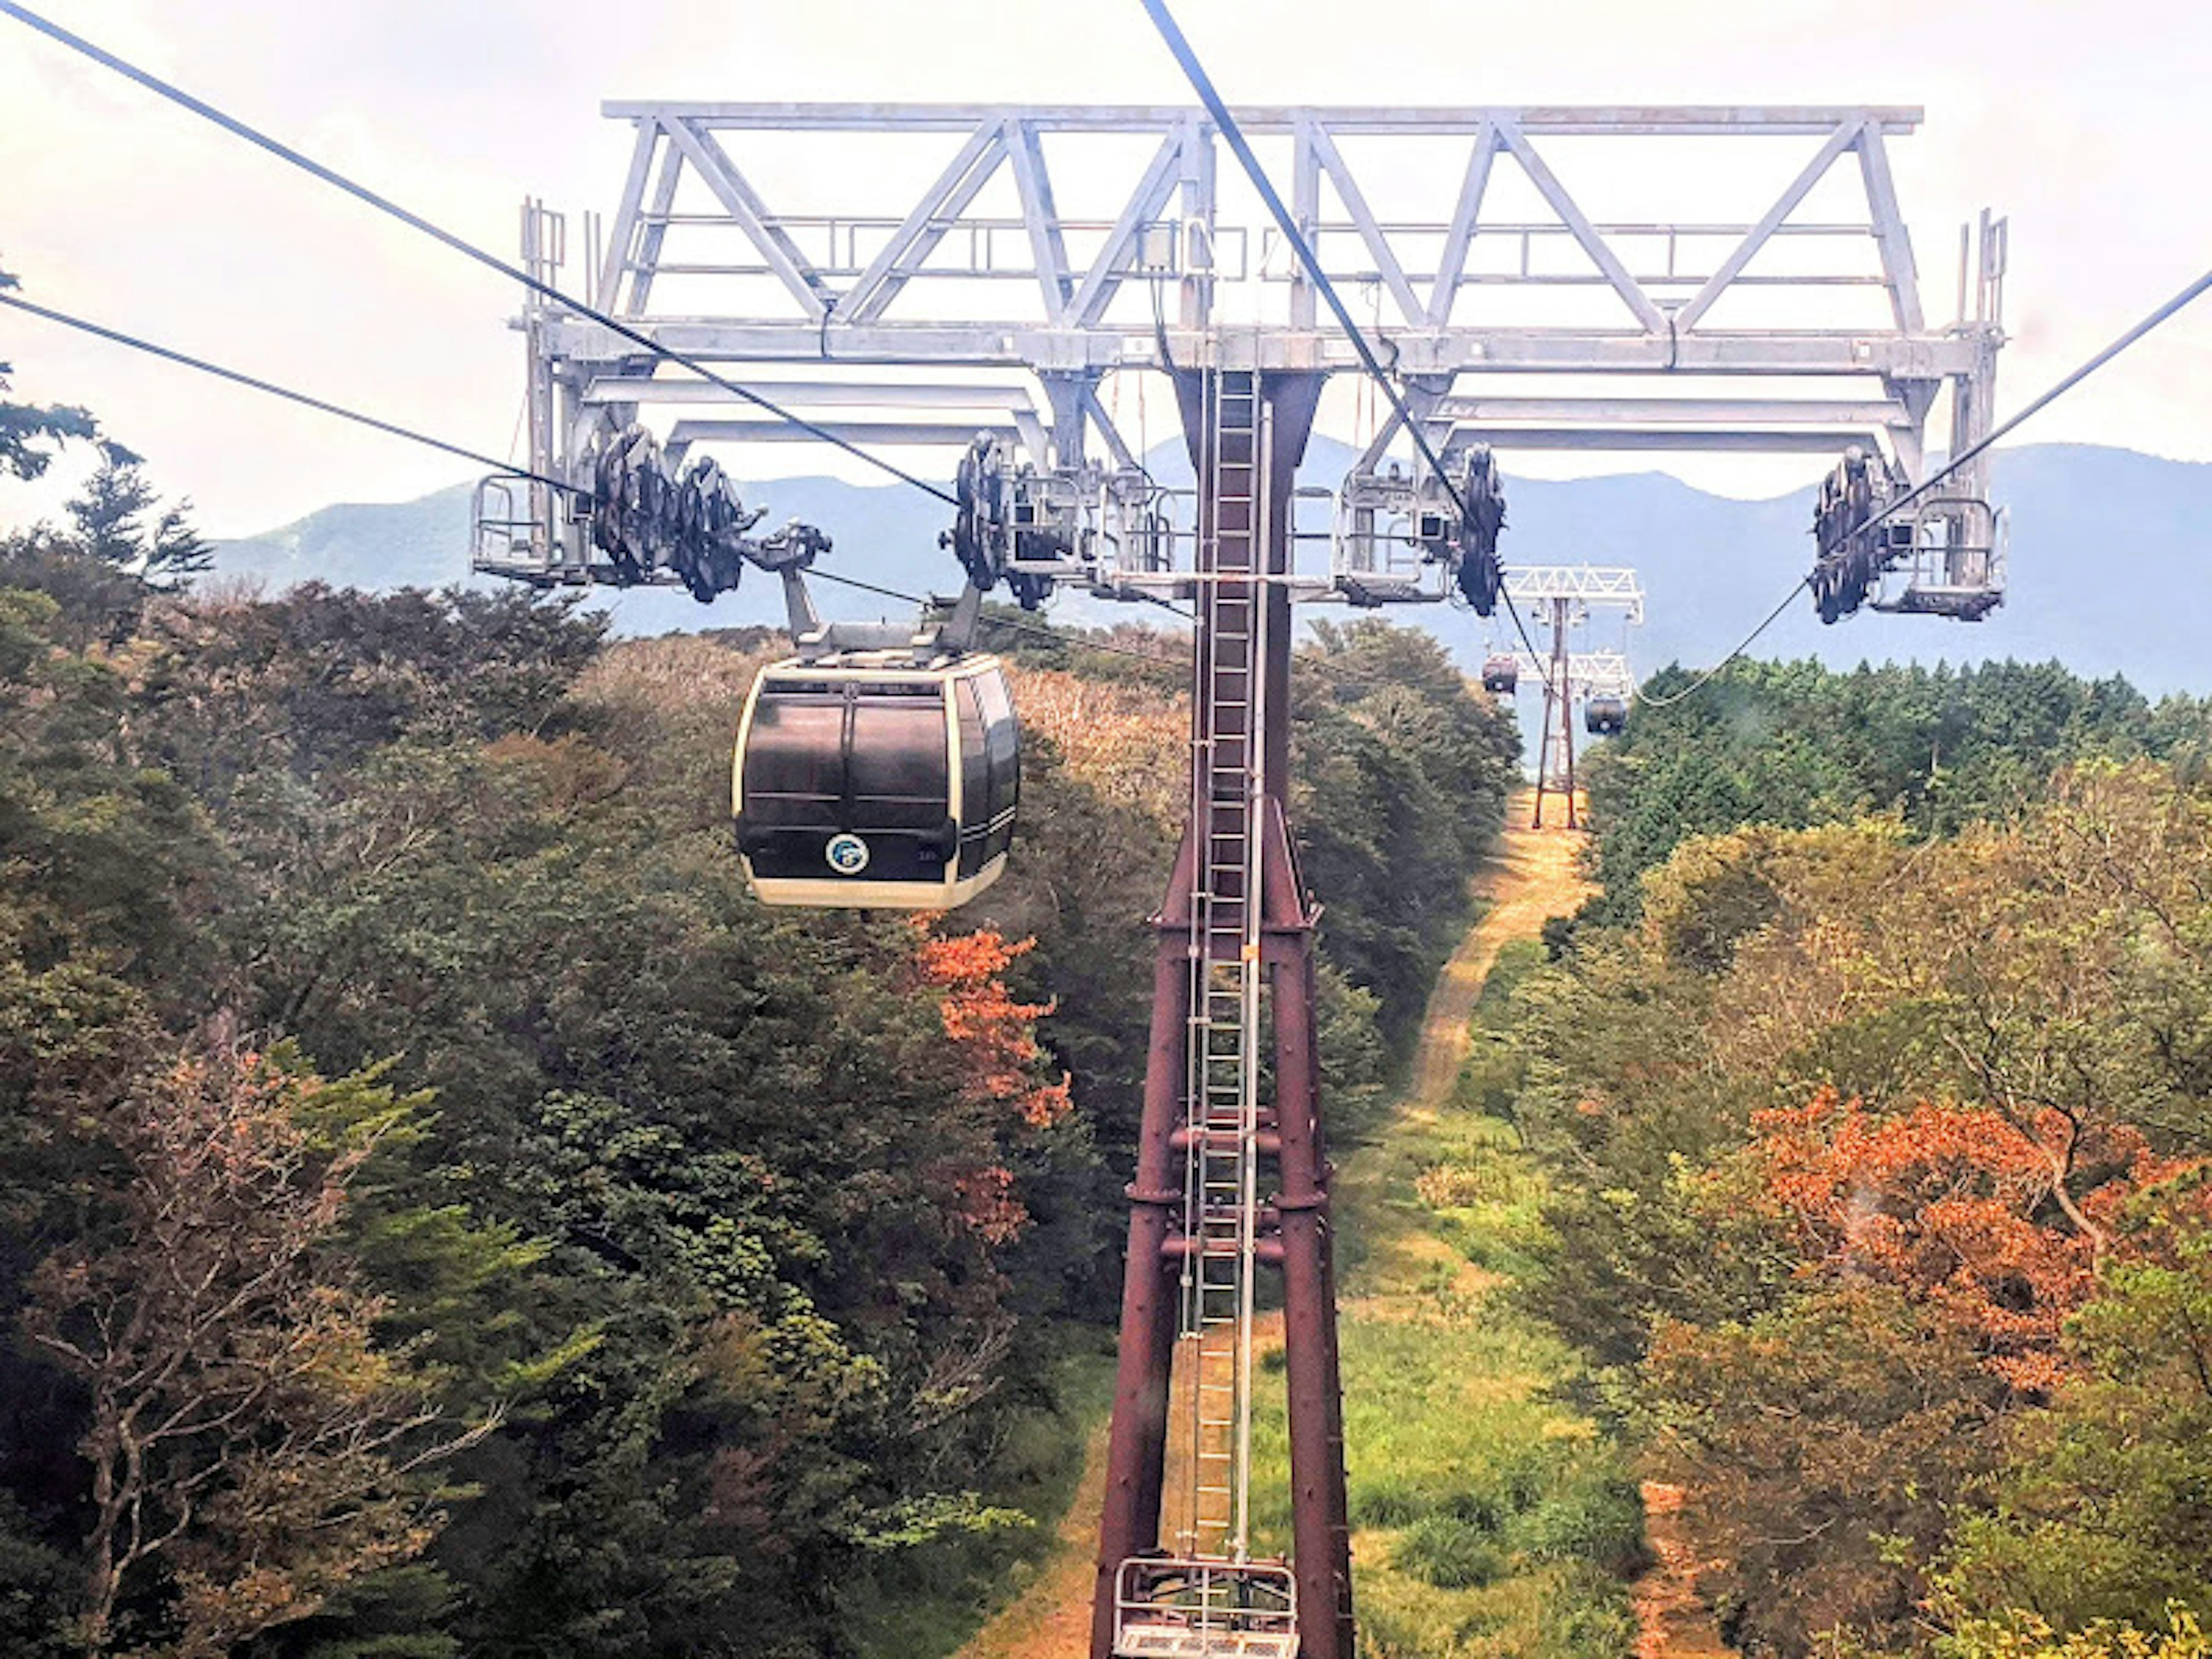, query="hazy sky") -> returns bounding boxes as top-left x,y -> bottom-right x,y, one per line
3,0 -> 2209,538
